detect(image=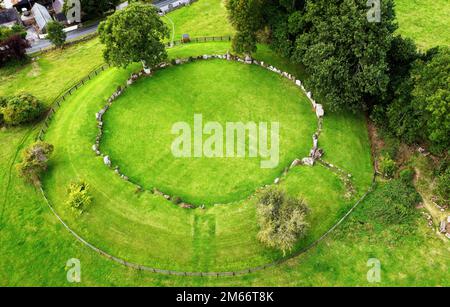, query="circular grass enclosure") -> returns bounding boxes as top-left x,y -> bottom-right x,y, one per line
42,59 -> 357,272
101,60 -> 317,205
